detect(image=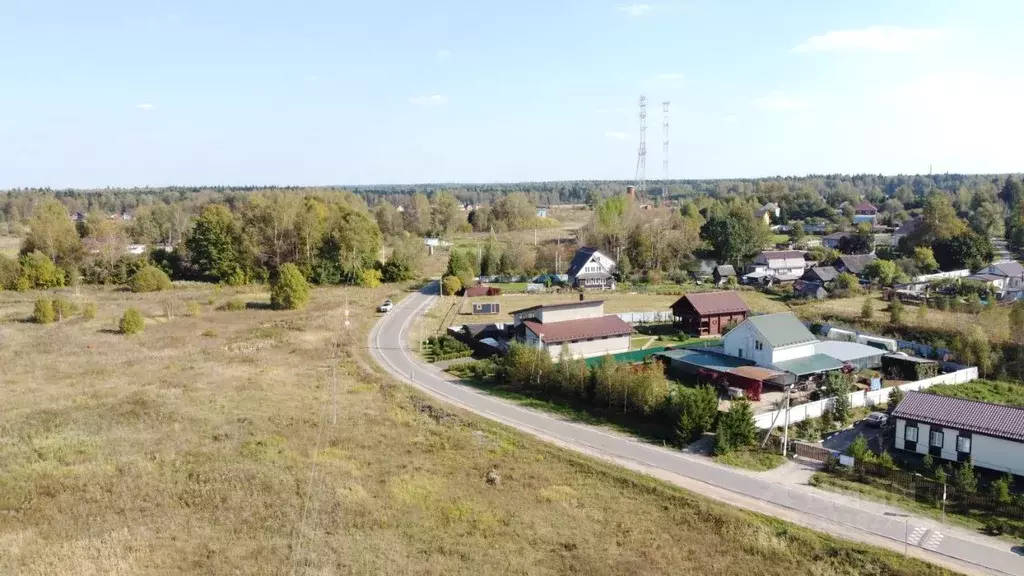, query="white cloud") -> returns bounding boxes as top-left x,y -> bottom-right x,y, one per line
408,94 -> 448,106
436,48 -> 451,59
134,103 -> 154,111
754,90 -> 808,111
605,131 -> 629,139
722,115 -> 739,124
794,26 -> 945,53
618,3 -> 651,17
655,72 -> 684,81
